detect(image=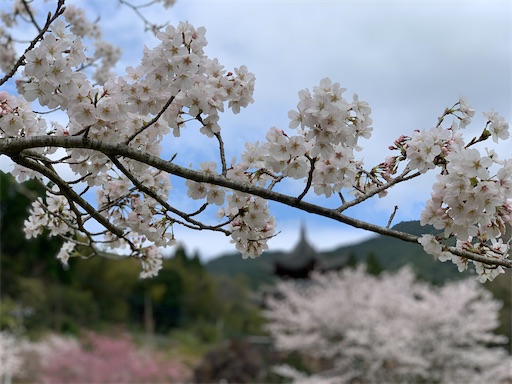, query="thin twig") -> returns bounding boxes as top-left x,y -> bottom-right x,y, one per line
296,156 -> 316,202
337,169 -> 420,212
21,0 -> 42,32
268,175 -> 285,191
125,94 -> 176,144
188,202 -> 209,217
338,192 -> 346,204
214,131 -> 227,175
118,0 -> 165,33
386,205 -> 398,229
